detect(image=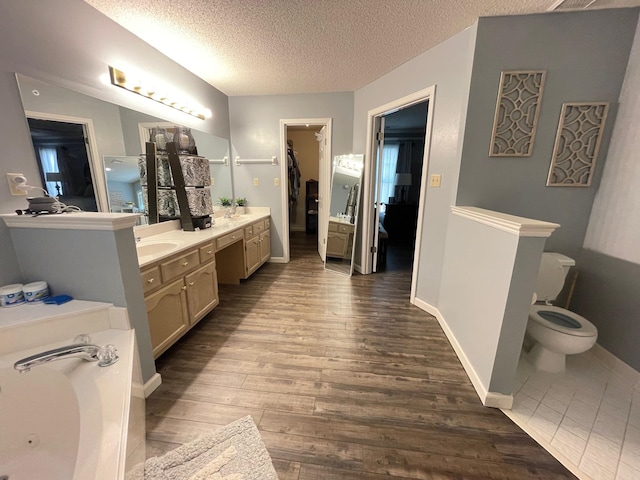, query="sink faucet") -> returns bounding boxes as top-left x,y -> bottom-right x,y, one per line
14,342 -> 119,373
